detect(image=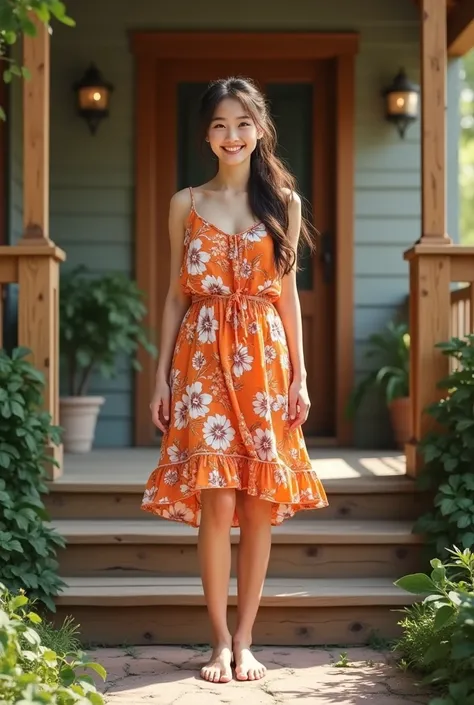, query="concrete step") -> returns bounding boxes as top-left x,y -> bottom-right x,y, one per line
54,575 -> 415,646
